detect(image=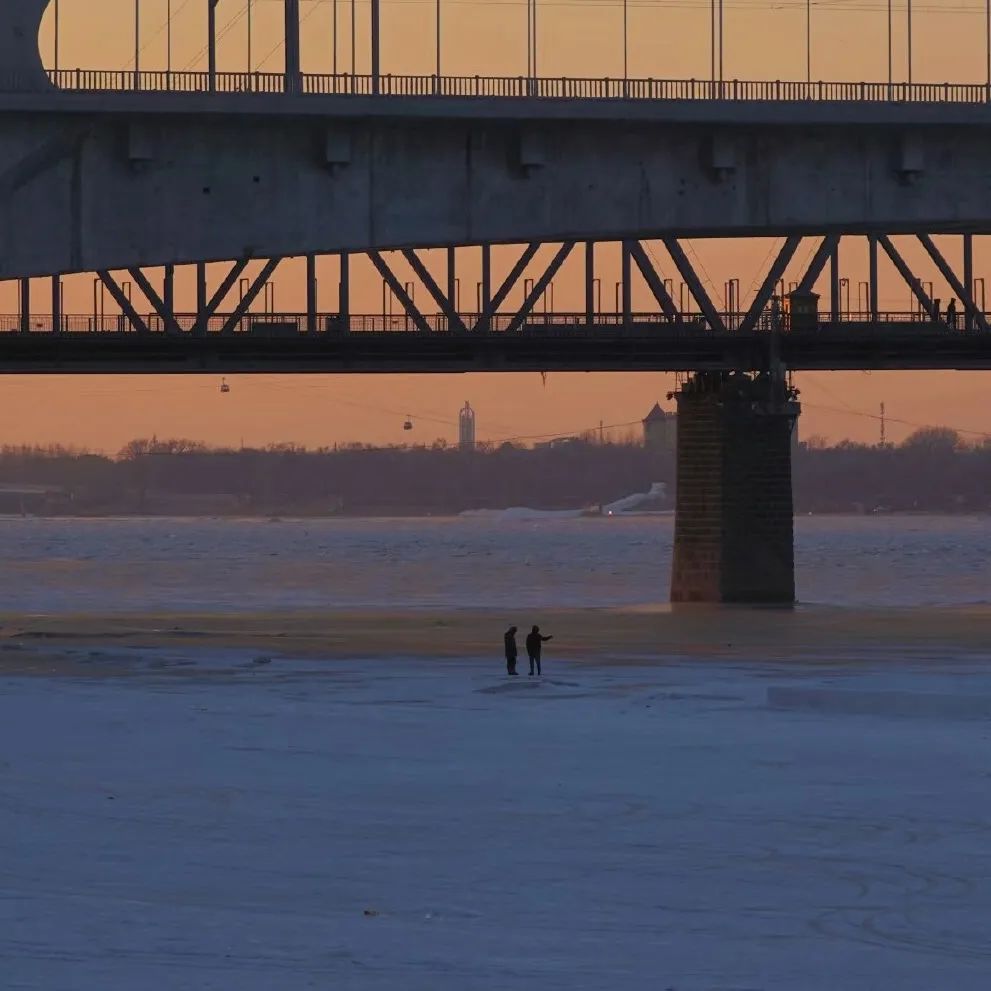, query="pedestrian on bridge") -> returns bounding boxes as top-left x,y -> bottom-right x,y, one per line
946,298 -> 958,329
504,626 -> 519,676
526,625 -> 554,676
